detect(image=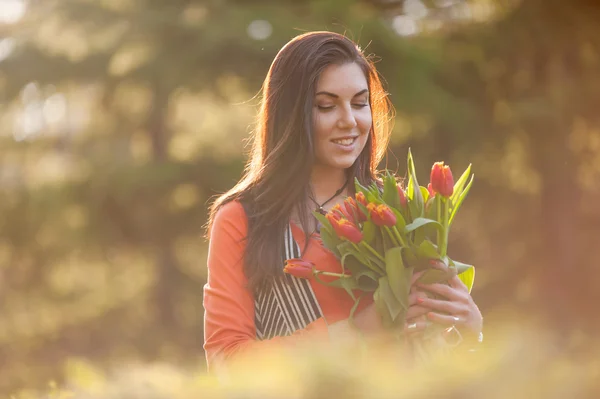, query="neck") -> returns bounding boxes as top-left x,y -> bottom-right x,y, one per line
310,165 -> 348,207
